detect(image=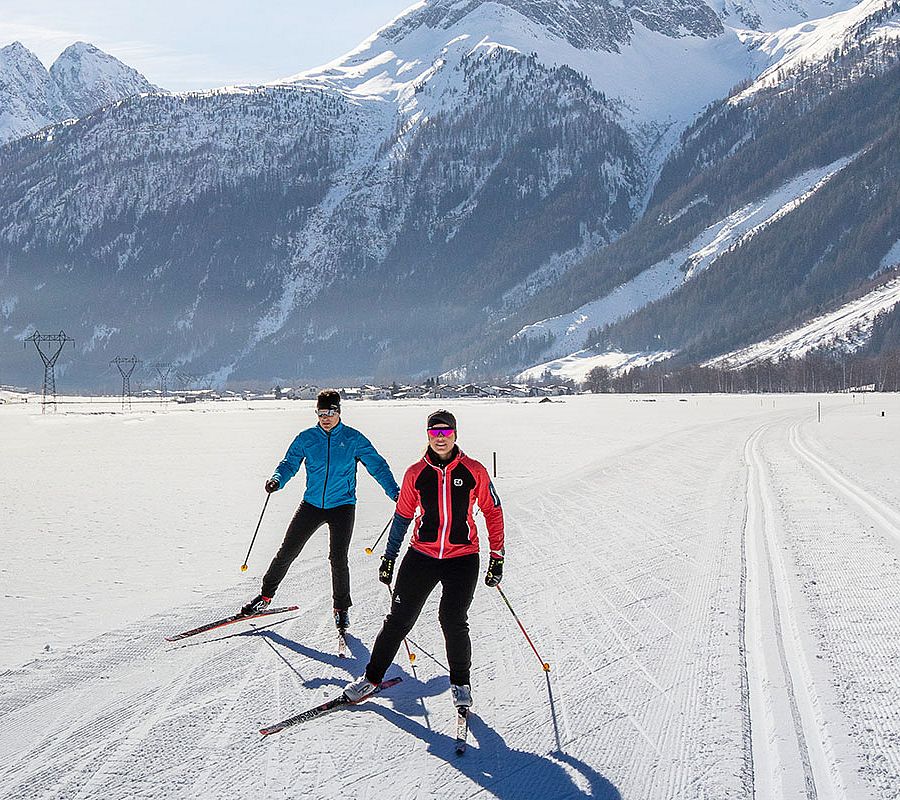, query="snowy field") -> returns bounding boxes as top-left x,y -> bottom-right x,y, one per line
2,393 -> 900,799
